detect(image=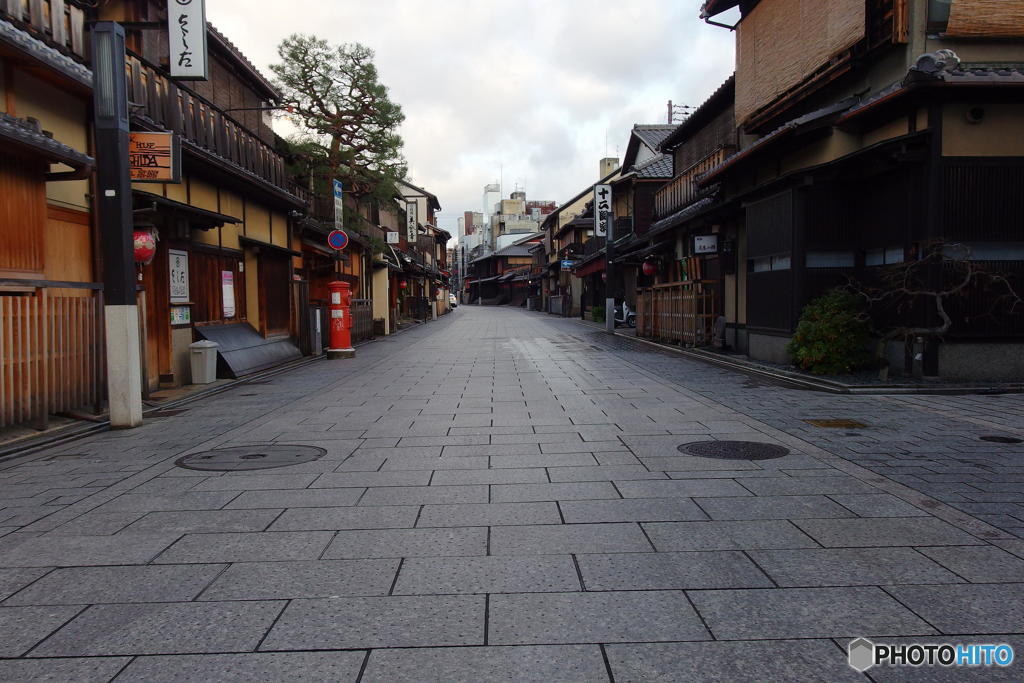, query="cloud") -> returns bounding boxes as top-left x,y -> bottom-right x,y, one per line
206,0 -> 735,231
